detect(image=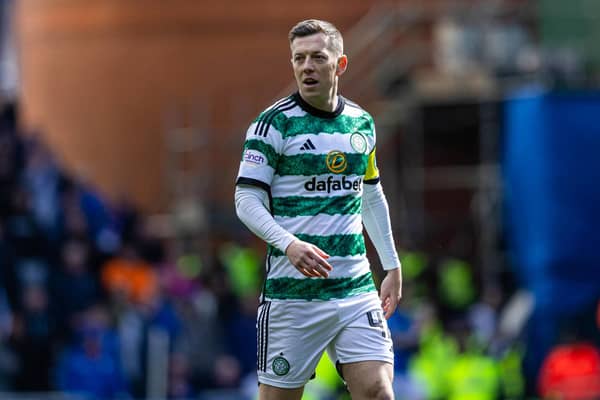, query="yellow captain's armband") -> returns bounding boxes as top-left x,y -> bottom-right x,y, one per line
364,148 -> 380,184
